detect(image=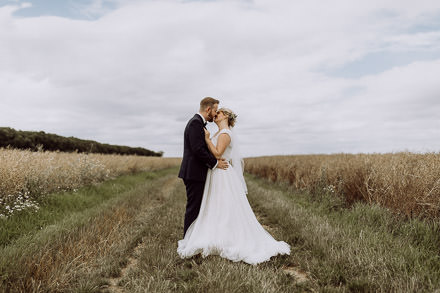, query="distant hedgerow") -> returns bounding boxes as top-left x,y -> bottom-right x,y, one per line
0,127 -> 163,157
